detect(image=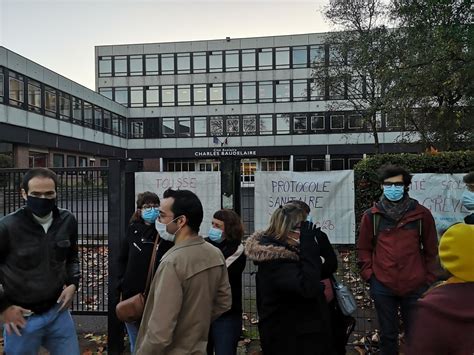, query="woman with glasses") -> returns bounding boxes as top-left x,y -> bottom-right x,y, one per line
245,203 -> 335,355
117,191 -> 174,353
